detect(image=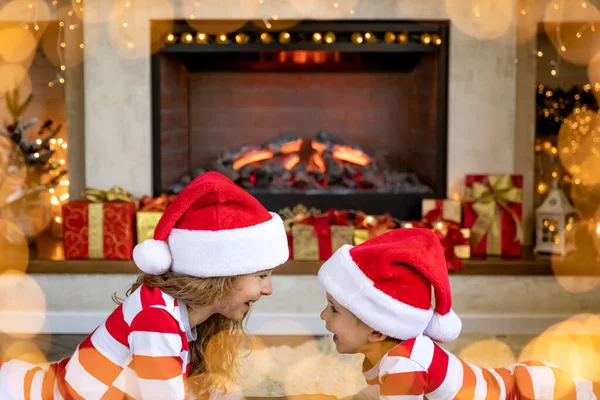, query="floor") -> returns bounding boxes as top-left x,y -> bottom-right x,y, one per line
0,333 -> 538,398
